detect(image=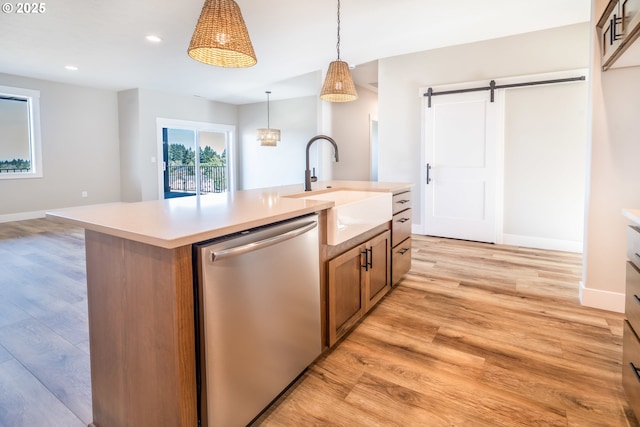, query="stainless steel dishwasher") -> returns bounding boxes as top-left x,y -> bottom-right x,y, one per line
194,213 -> 322,427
